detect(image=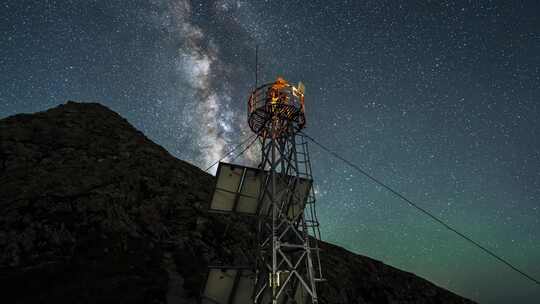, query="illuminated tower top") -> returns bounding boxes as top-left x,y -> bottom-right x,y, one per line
248,77 -> 306,138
